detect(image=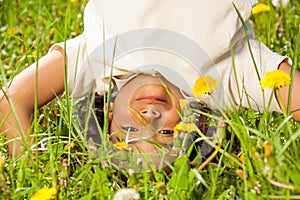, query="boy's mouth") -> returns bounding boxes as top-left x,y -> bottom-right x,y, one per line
135,96 -> 167,104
